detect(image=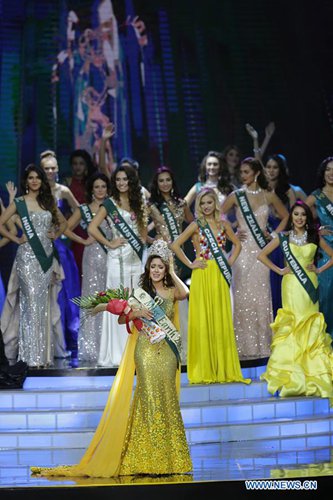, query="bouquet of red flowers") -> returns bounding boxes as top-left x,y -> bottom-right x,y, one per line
71,285 -> 142,333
